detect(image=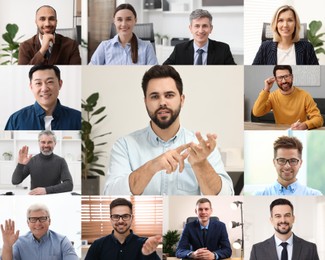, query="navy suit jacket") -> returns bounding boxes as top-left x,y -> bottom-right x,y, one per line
250,234 -> 319,260
176,219 -> 232,259
252,40 -> 319,65
163,39 -> 236,65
